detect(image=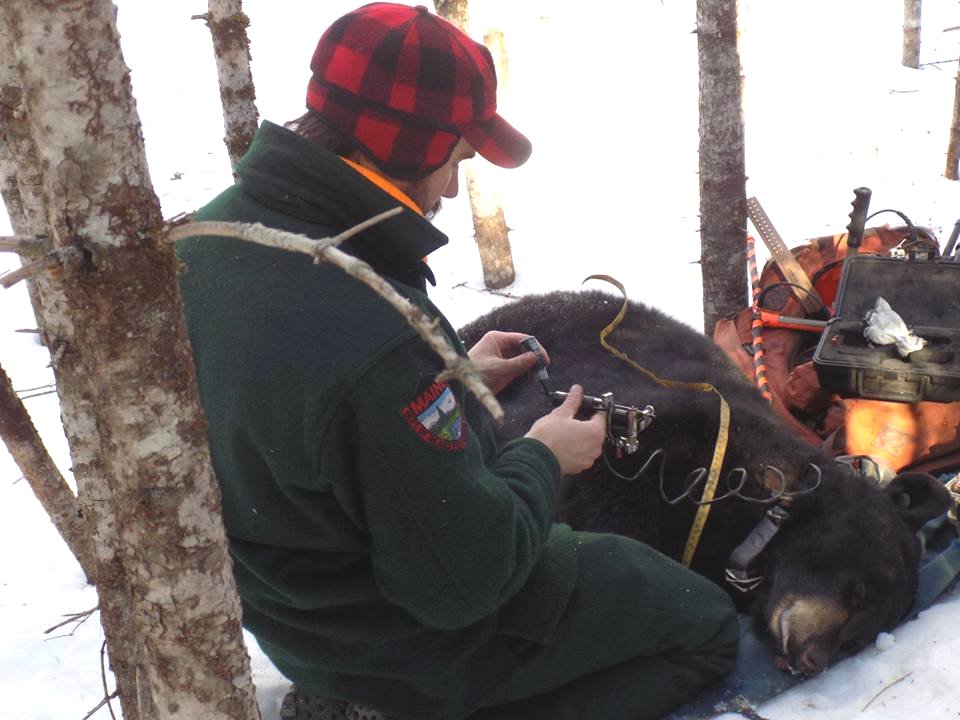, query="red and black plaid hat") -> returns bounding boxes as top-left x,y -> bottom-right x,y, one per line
307,3 -> 531,180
